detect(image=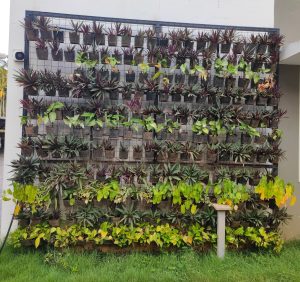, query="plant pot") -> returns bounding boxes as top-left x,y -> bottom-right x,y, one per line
119,150 -> 129,160
25,125 -> 38,137
51,50 -> 63,61
146,91 -> 156,101
175,74 -> 185,84
213,76 -> 224,88
83,33 -> 94,45
207,150 -> 217,163
69,32 -> 80,44
122,35 -> 131,47
168,152 -> 178,162
134,53 -> 144,65
21,146 -> 33,157
220,96 -> 231,104
105,149 -> 115,159
110,128 -> 119,138
226,134 -> 239,143
257,155 -> 268,163
180,152 -> 189,161
238,77 -> 250,89
49,219 -> 60,227
40,30 -> 52,41
158,38 -> 168,47
171,93 -> 181,102
159,93 -> 169,102
147,38 -> 157,49
53,31 -> 64,43
237,177 -> 248,185
225,77 -> 236,89
256,96 -> 268,106
208,135 -> 218,144
269,120 -> 279,128
99,70 -> 109,80
145,151 -> 154,160
188,75 -> 198,85
64,50 -> 75,62
18,218 -> 30,228
183,40 -> 194,49
21,239 -> 34,247
193,133 -> 208,143
111,72 -> 120,82
30,218 -> 42,226
254,135 -> 267,145
245,43 -> 257,55
245,95 -> 255,105
139,73 -> 148,83
79,150 -> 90,159
268,97 -> 279,106
25,28 -> 39,41
233,97 -> 244,105
133,150 -> 143,160
109,91 -> 119,100
135,36 -> 144,48
249,178 -> 260,186
157,130 -> 167,140
257,44 -> 268,55
89,52 -> 99,62
178,131 -> 188,141
24,87 -> 38,96
136,200 -> 152,212
219,152 -> 231,162
196,40 -> 207,51
143,131 -> 153,140
221,43 -> 231,53
157,199 -> 172,212
250,119 -> 260,128
95,34 -> 105,45
108,35 -> 117,46
36,148 -> 48,158
93,148 -> 103,159
241,134 -> 252,144
58,88 -> 69,97
124,54 -> 134,65
36,48 -> 48,60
